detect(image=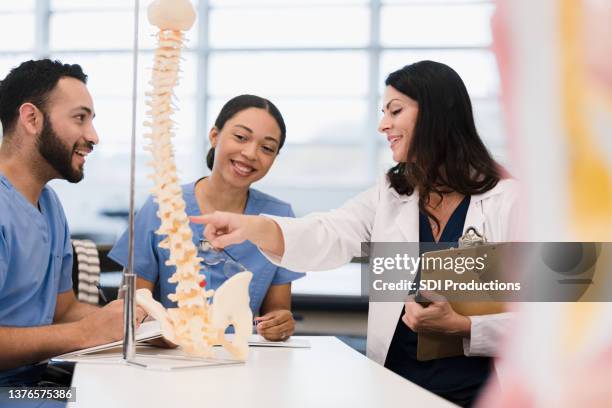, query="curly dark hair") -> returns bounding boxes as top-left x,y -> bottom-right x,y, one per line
0,59 -> 87,135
